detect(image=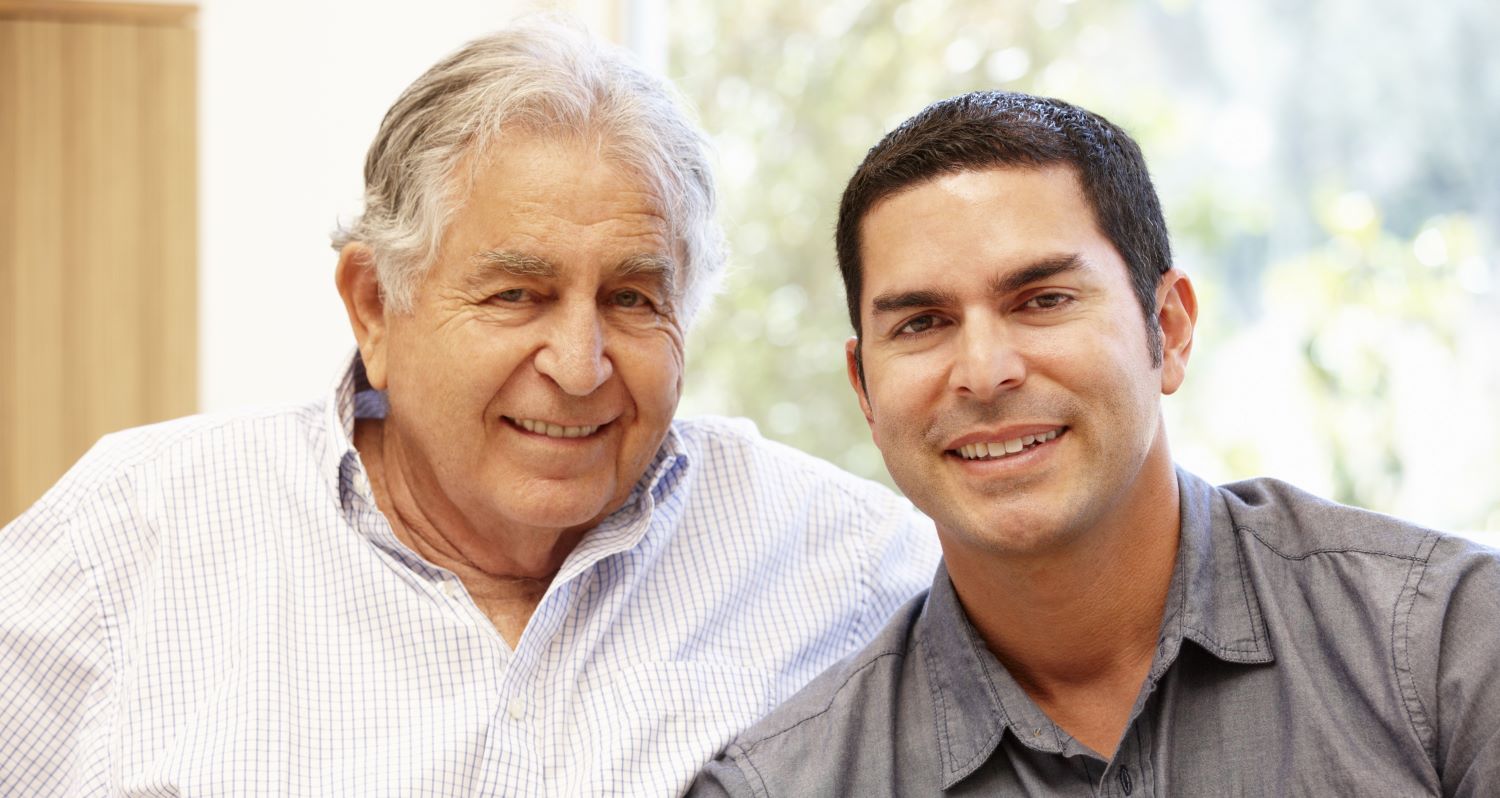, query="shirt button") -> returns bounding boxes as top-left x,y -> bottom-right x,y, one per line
507,697 -> 525,720
352,470 -> 370,496
441,580 -> 461,599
